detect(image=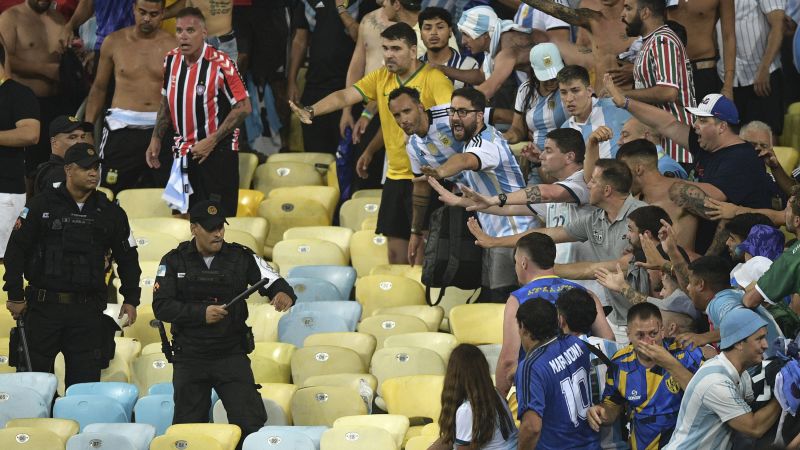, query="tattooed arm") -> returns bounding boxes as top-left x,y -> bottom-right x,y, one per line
669,182 -> 714,220
488,183 -> 579,207
518,0 -> 600,29
212,99 -> 251,144
704,220 -> 732,257
146,96 -> 172,168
